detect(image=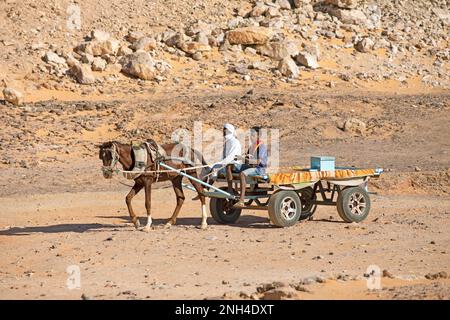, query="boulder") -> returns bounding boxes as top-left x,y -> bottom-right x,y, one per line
261,286 -> 301,300
91,57 -> 107,71
91,30 -> 110,42
75,39 -> 120,57
227,27 -> 273,45
2,87 -> 23,105
256,40 -> 301,60
131,37 -> 157,51
43,51 -> 66,65
295,52 -> 319,69
324,0 -> 359,9
70,64 -> 95,84
237,2 -> 253,17
278,57 -> 300,78
342,118 -> 366,133
276,0 -> 292,10
119,51 -> 157,80
328,8 -> 368,26
178,42 -> 211,55
355,38 -> 374,53
250,3 -> 269,17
